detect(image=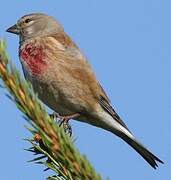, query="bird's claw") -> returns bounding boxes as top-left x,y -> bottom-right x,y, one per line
50,112 -> 72,136
59,117 -> 72,136
49,112 -> 60,122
